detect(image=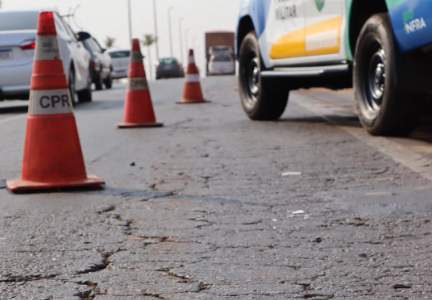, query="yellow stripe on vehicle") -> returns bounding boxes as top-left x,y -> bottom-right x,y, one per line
270,16 -> 343,60
270,28 -> 307,59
